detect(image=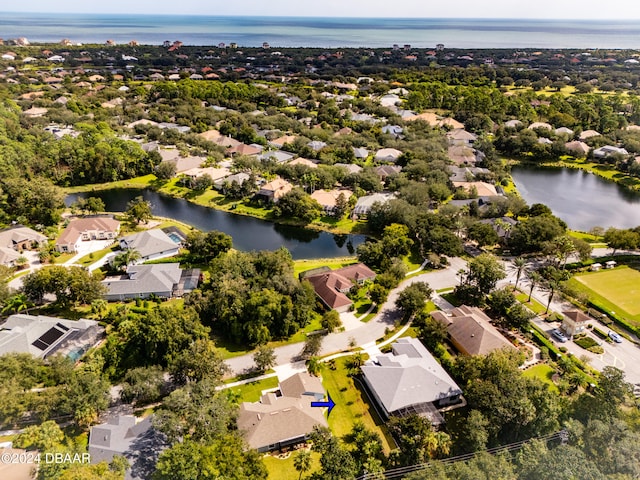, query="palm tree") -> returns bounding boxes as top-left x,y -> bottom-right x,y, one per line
293,450 -> 312,480
111,249 -> 141,271
527,271 -> 542,303
511,257 -> 527,292
91,299 -> 109,320
2,293 -> 33,315
307,356 -> 321,377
